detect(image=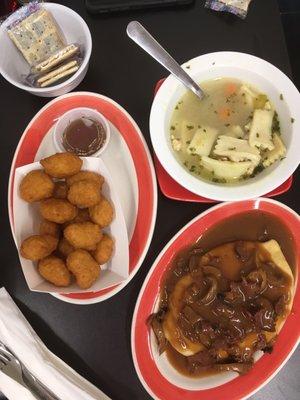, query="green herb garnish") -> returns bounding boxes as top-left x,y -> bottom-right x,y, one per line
272,111 -> 280,134
250,164 -> 265,178
186,125 -> 194,130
